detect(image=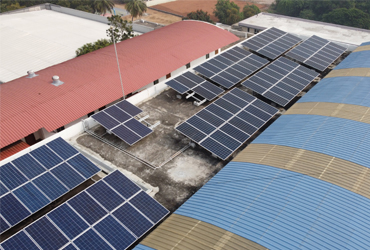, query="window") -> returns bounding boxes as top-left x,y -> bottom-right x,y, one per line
98,106 -> 106,111
87,111 -> 94,117
56,126 -> 65,132
254,29 -> 259,34
166,73 -> 171,79
186,63 -> 191,69
247,27 -> 250,33
154,79 -> 159,85
206,53 -> 210,59
215,49 -> 218,55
